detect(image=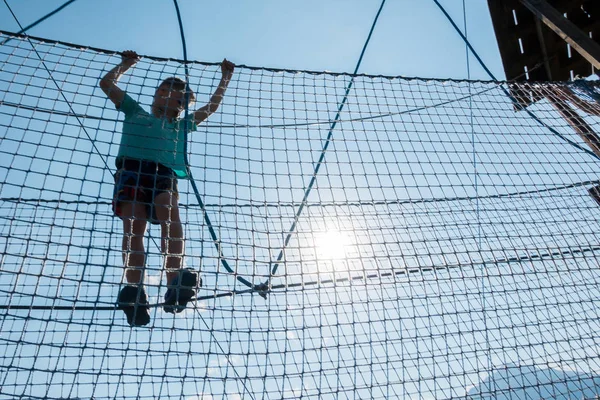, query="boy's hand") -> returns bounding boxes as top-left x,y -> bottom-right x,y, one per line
221,59 -> 235,77
121,50 -> 140,67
